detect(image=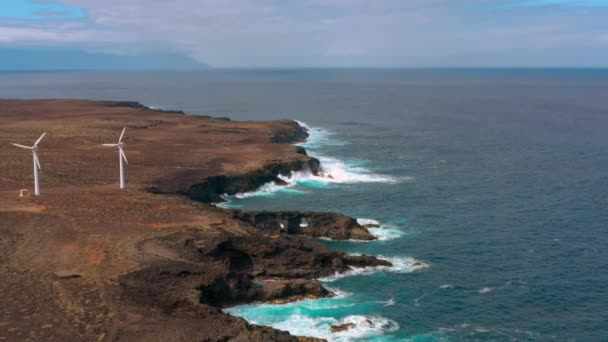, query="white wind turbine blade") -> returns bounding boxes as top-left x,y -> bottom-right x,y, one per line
119,147 -> 128,164
34,132 -> 46,146
118,127 -> 126,143
33,151 -> 41,170
102,143 -> 118,147
11,143 -> 33,150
